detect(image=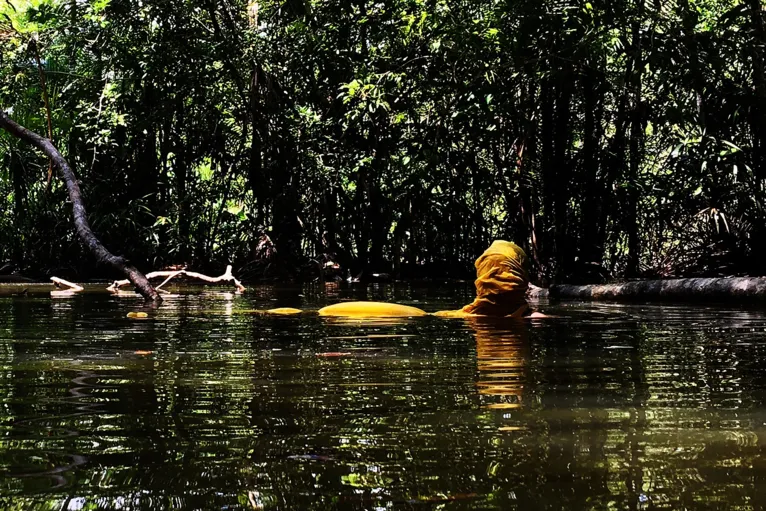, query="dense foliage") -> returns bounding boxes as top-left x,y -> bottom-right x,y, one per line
1,0 -> 765,281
